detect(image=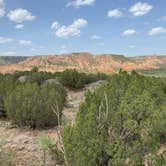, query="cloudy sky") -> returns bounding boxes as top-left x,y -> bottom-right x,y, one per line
0,0 -> 166,56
